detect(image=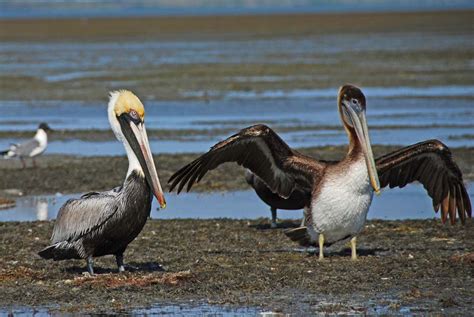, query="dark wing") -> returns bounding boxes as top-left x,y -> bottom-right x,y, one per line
376,140 -> 471,224
168,124 -> 321,198
51,190 -> 120,243
14,138 -> 40,156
